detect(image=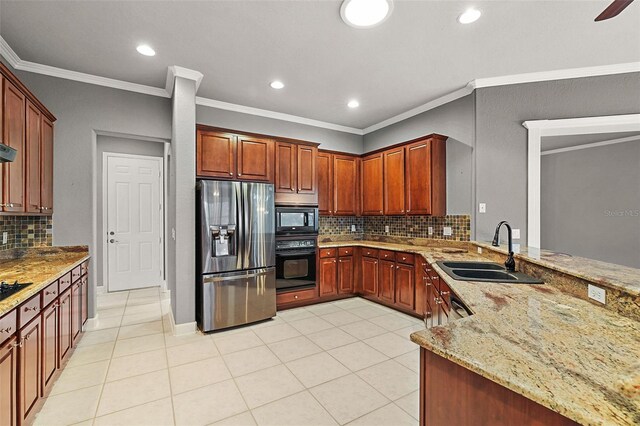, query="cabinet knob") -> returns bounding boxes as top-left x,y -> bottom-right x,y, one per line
402,257 -> 406,260
396,266 -> 399,269
441,291 -> 450,296
407,209 -> 410,212
229,172 -> 233,176
380,210 -> 383,213
294,295 -> 299,299
333,260 -> 336,263
24,306 -> 39,312
238,173 -> 242,176
431,276 -> 438,280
